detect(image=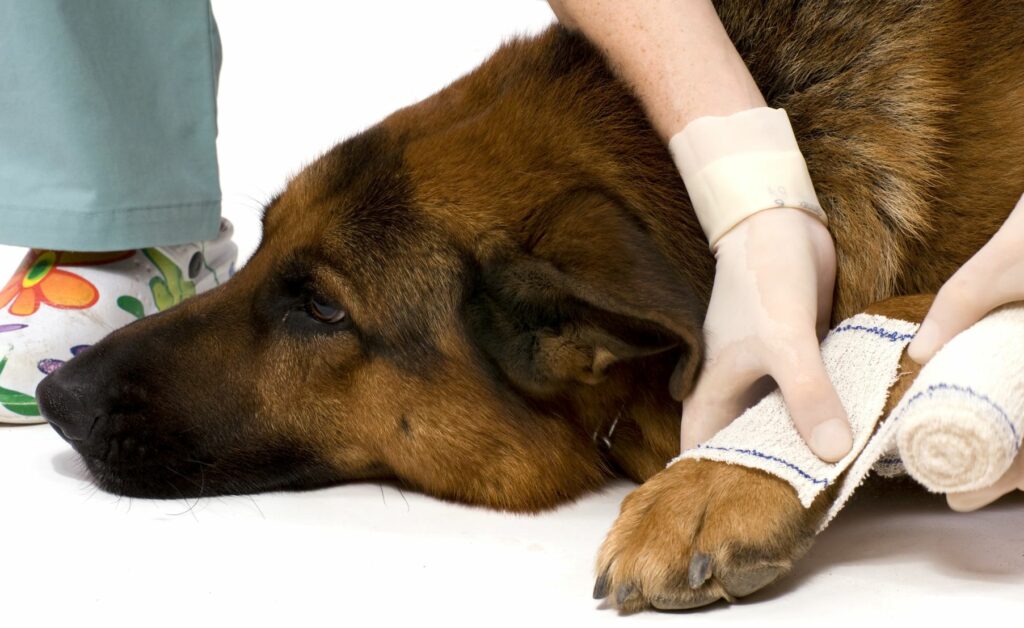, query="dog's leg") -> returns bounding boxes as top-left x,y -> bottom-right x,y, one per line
594,295 -> 933,612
